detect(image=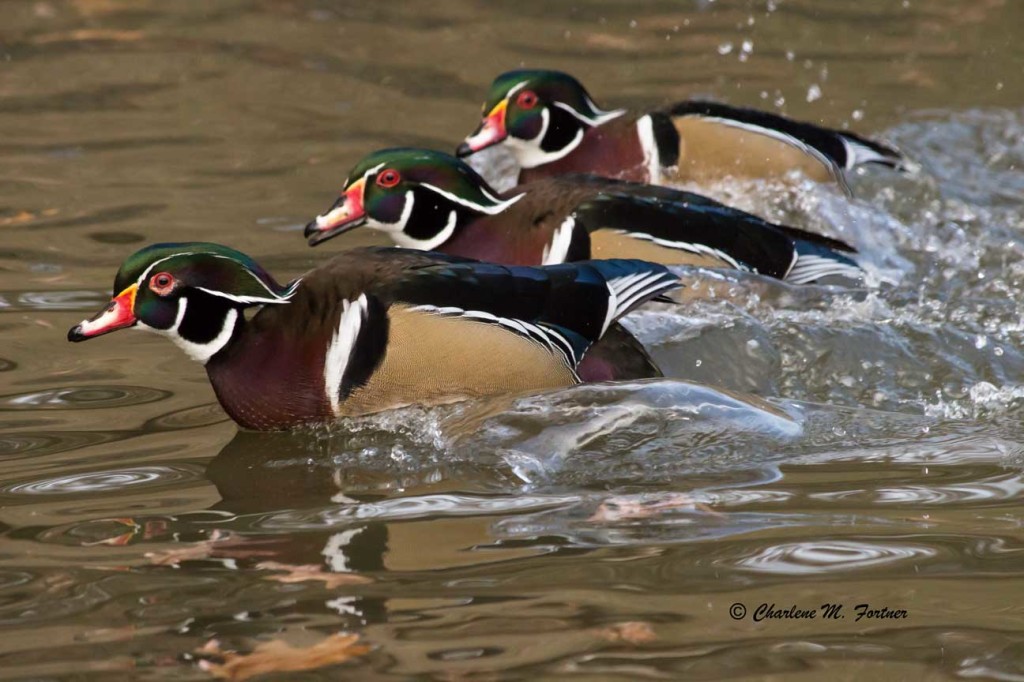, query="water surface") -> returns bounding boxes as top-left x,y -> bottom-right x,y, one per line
1,1 -> 1023,679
